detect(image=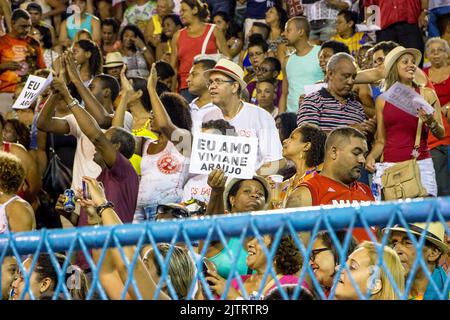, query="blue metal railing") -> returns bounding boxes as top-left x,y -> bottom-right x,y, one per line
1,197 -> 449,300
